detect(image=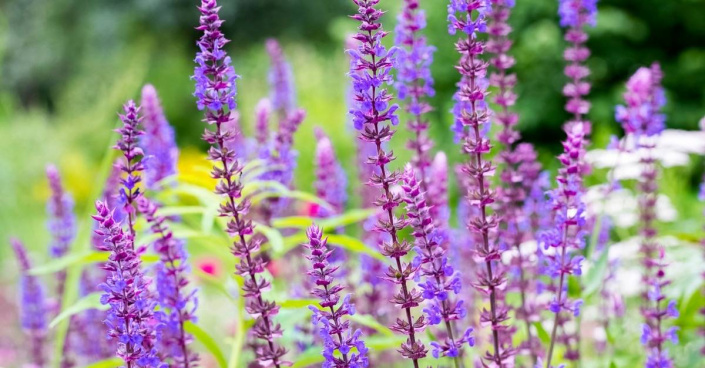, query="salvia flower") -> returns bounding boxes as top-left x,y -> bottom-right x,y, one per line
427,152 -> 450,229
136,197 -> 198,367
140,84 -> 179,190
305,225 -> 369,368
266,39 -> 296,118
401,164 -> 474,363
394,0 -> 436,187
616,64 -> 676,368
114,100 -> 145,239
449,1 -> 516,365
540,123 -> 589,368
10,238 -> 47,368
313,128 -> 347,217
193,2 -> 288,366
92,202 -> 162,368
46,164 -> 77,300
348,0 -> 427,365
255,98 -> 272,148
